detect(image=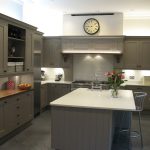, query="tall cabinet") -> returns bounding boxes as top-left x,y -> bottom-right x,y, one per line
0,13 -> 37,76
